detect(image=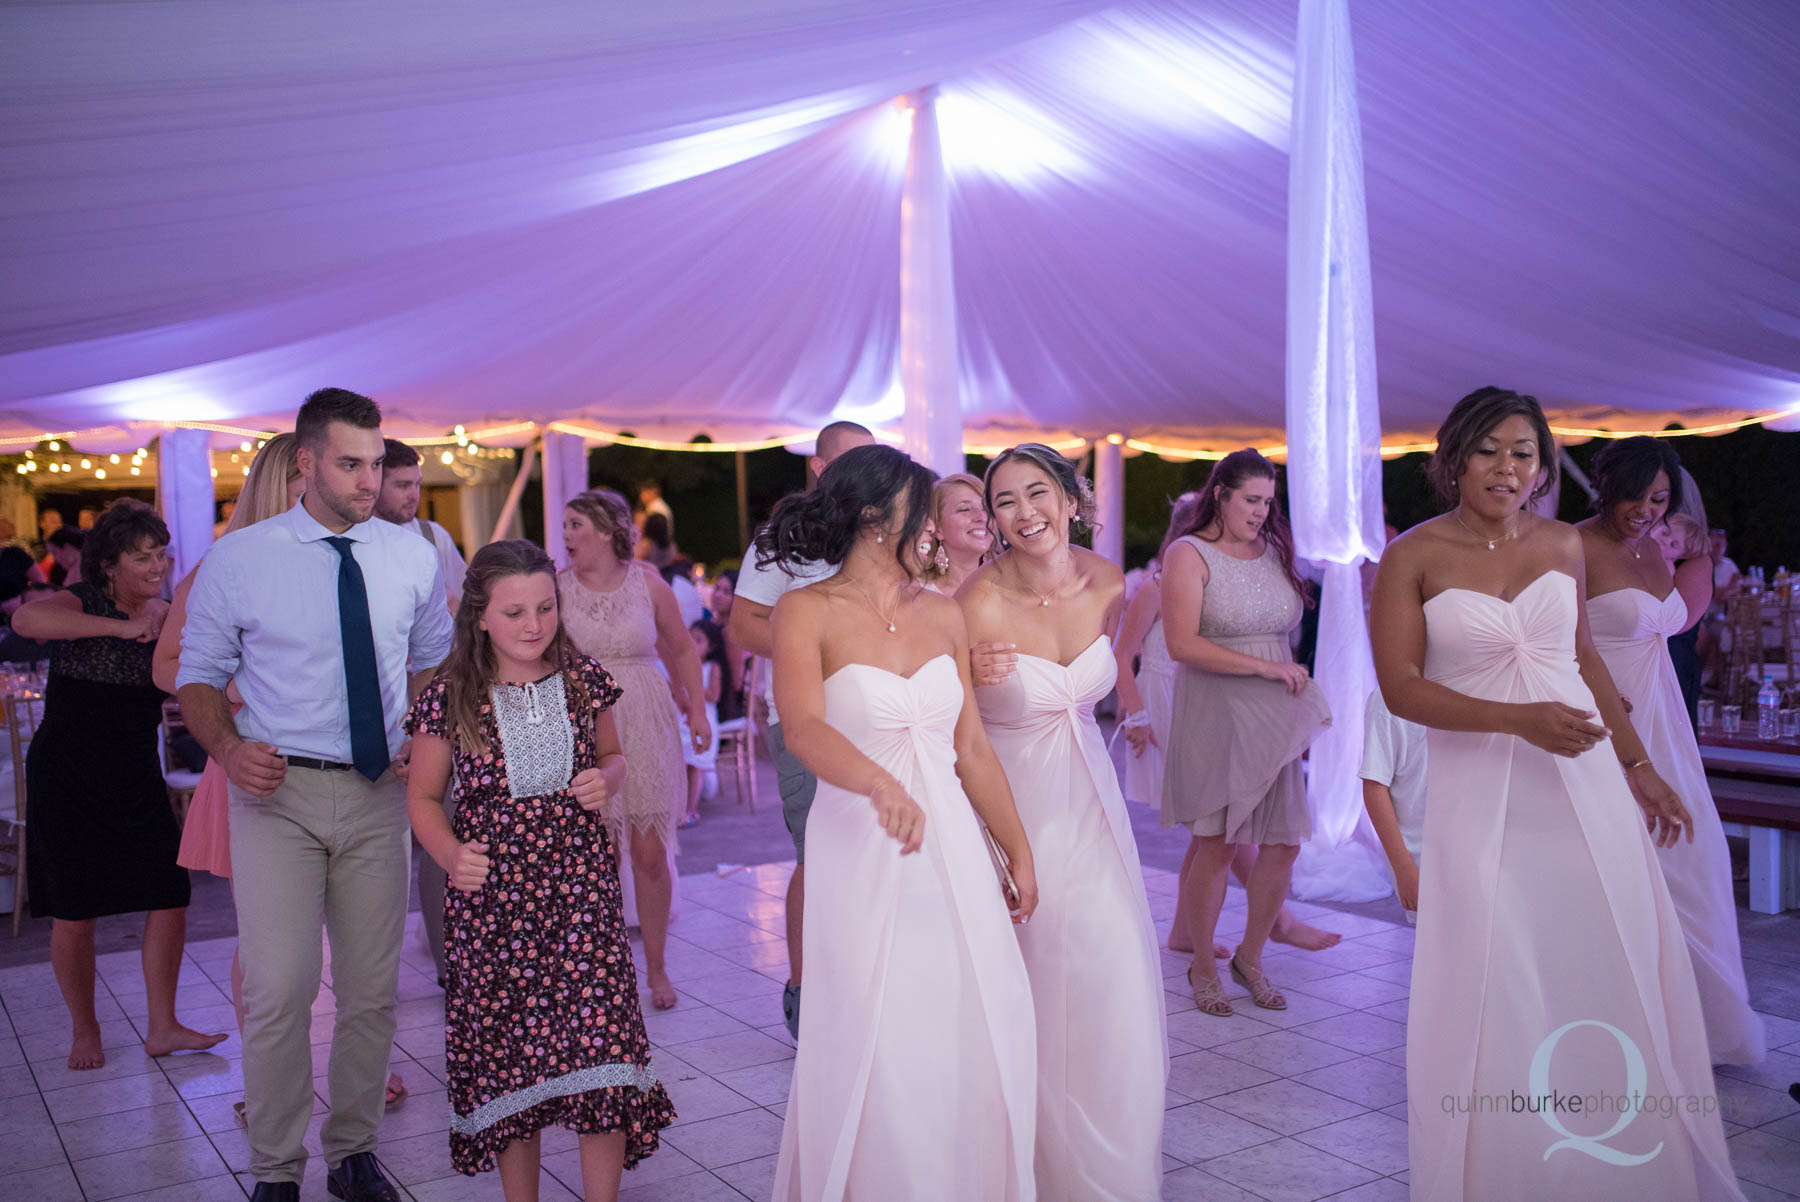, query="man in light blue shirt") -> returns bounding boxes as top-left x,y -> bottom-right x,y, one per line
178,389 -> 451,1202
